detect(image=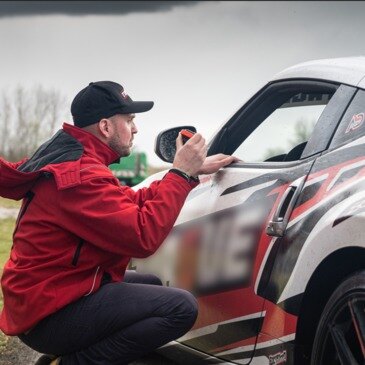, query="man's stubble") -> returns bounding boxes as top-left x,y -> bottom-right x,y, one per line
108,130 -> 131,158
